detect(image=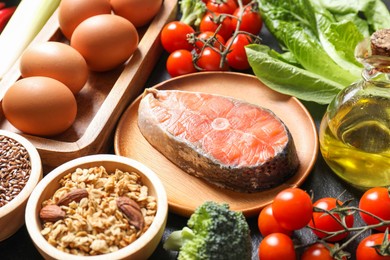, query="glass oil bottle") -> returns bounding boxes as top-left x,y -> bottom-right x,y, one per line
319,34 -> 390,189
